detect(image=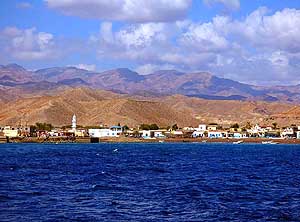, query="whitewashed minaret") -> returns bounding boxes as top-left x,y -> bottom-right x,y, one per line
72,114 -> 76,132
